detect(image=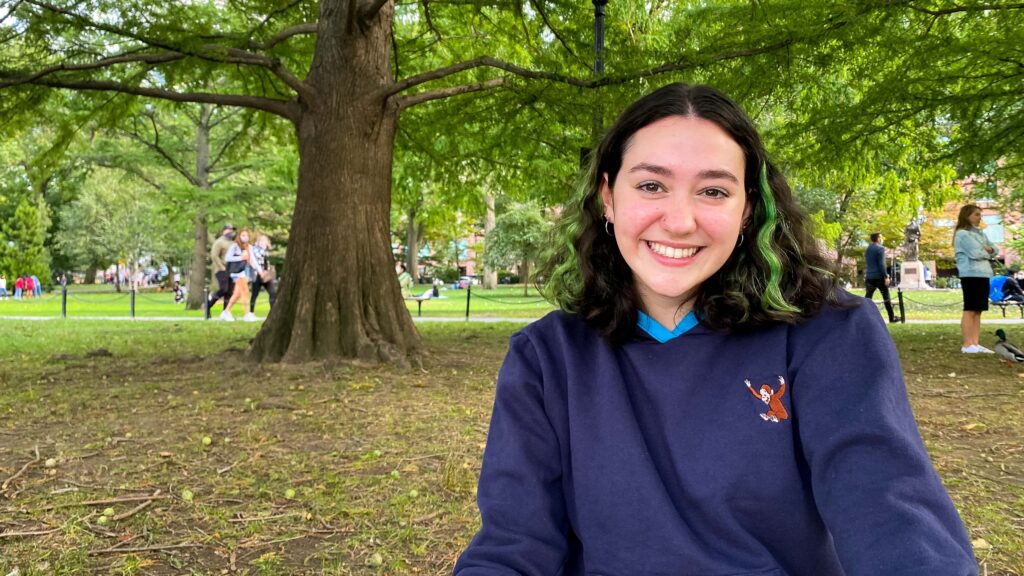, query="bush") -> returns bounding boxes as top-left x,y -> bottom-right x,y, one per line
498,271 -> 520,284
434,267 -> 459,283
